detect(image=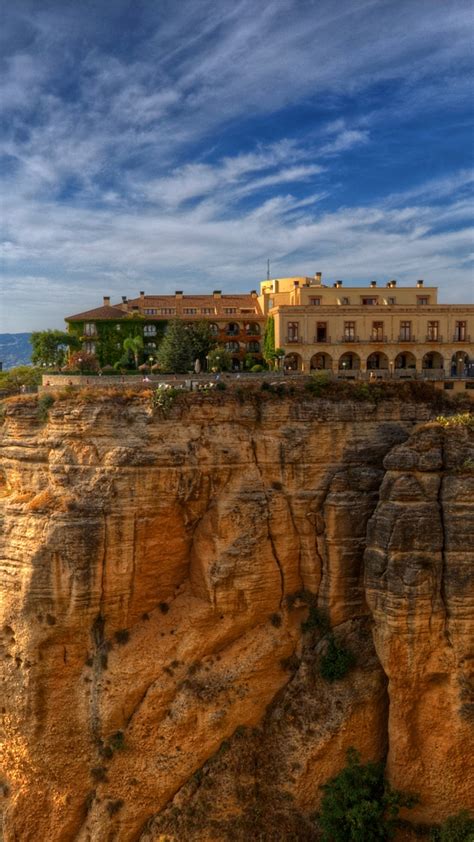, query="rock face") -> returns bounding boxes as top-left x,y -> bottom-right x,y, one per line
0,393 -> 472,841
